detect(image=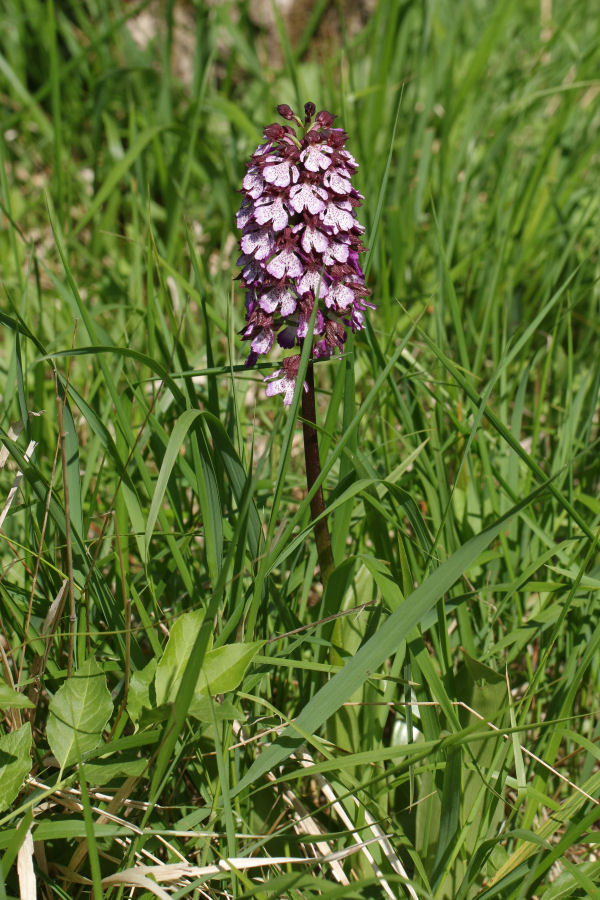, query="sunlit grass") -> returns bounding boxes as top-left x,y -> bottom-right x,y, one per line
0,1 -> 599,898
